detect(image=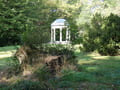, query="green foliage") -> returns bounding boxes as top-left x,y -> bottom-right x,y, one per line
0,0 -> 28,46
0,0 -> 55,46
39,45 -> 76,64
8,57 -> 22,76
69,19 -> 80,45
0,0 -> 79,46
22,29 -> 50,47
0,0 -> 119,47
34,66 -> 51,82
83,13 -> 120,55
